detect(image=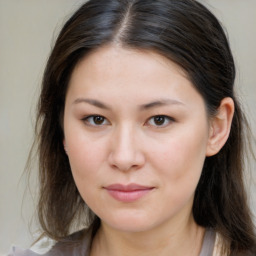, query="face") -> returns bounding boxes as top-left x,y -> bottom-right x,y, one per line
63,45 -> 211,233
